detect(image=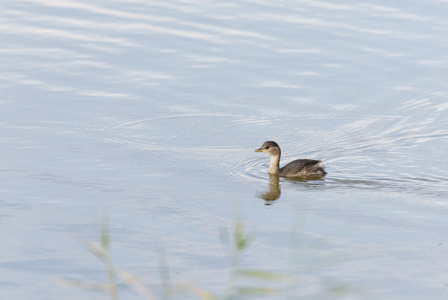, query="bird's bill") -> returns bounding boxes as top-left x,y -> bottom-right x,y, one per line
255,148 -> 264,152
